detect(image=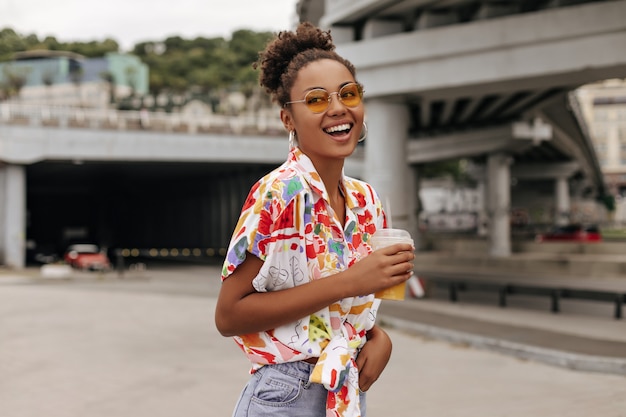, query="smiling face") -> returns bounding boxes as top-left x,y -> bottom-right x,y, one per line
281,59 -> 365,167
